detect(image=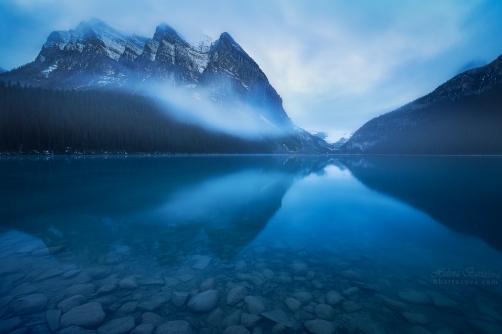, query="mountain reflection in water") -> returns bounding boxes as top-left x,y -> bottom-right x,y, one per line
341,156 -> 502,252
0,155 -> 332,261
1,155 -> 502,334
